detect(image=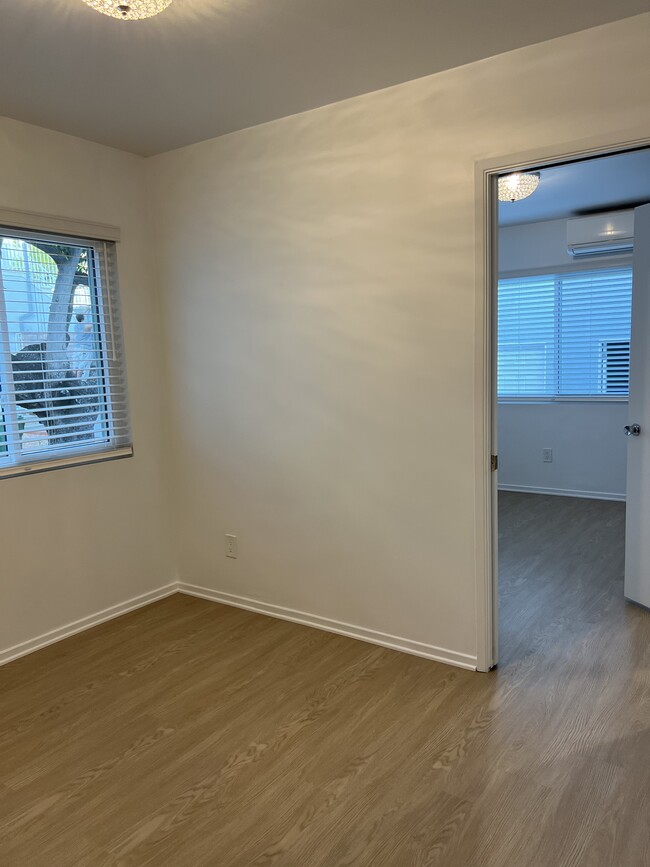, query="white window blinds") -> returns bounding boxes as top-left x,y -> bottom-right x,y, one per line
498,267 -> 632,399
0,227 -> 132,478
